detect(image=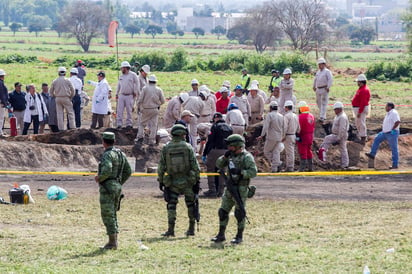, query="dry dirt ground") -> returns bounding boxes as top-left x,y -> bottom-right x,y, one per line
0,119 -> 411,202
1,173 -> 411,203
